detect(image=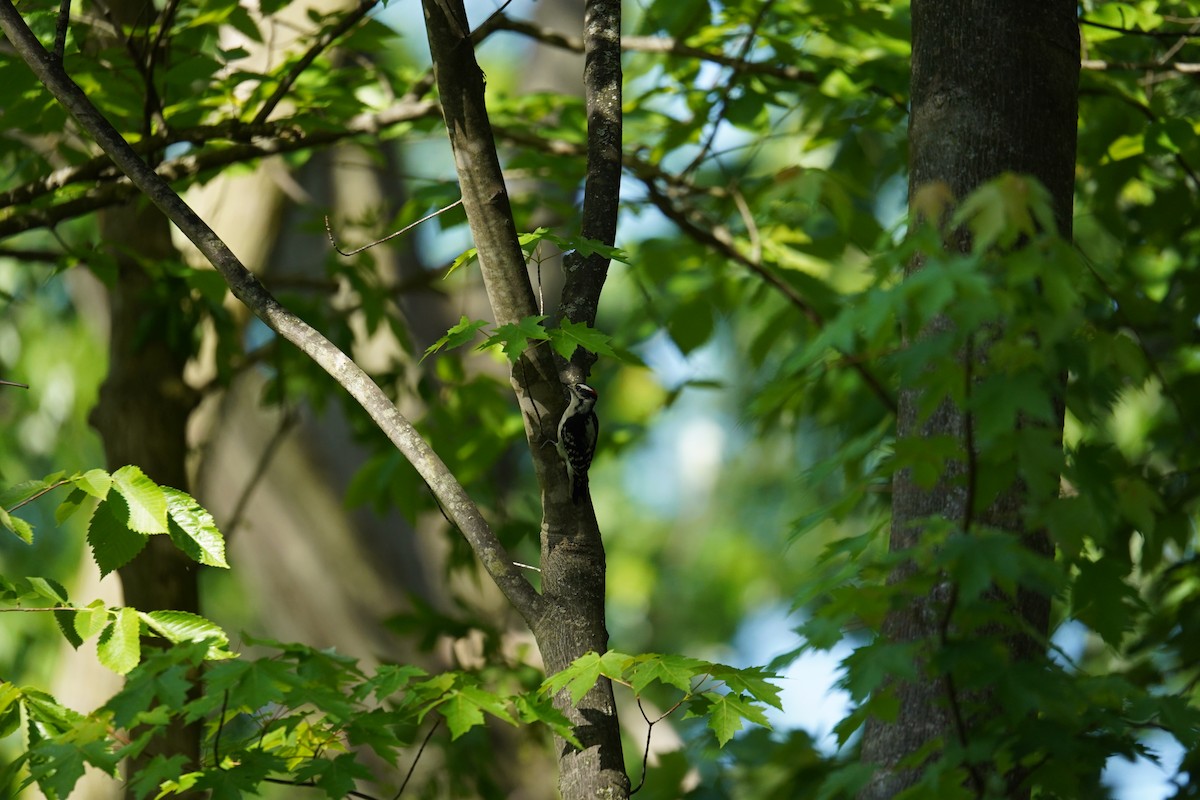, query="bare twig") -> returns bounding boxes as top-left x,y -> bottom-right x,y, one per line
221,408 -> 299,541
1079,17 -> 1200,38
392,717 -> 440,799
629,695 -> 687,795
325,198 -> 463,256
